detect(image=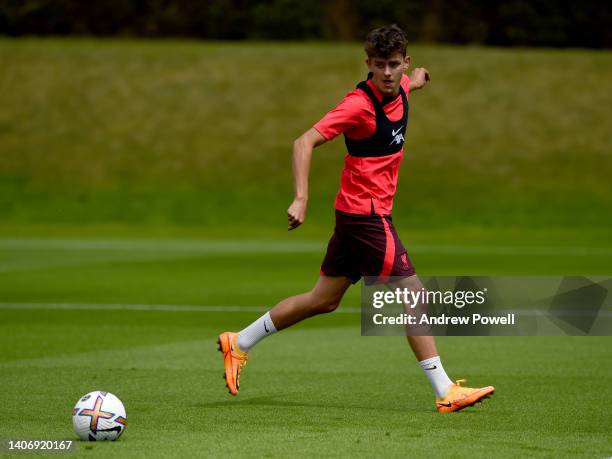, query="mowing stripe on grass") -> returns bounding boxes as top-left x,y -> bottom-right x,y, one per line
1,238 -> 612,256
0,239 -> 325,253
2,303 -> 609,319
0,302 -> 362,313
0,251 -> 215,273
